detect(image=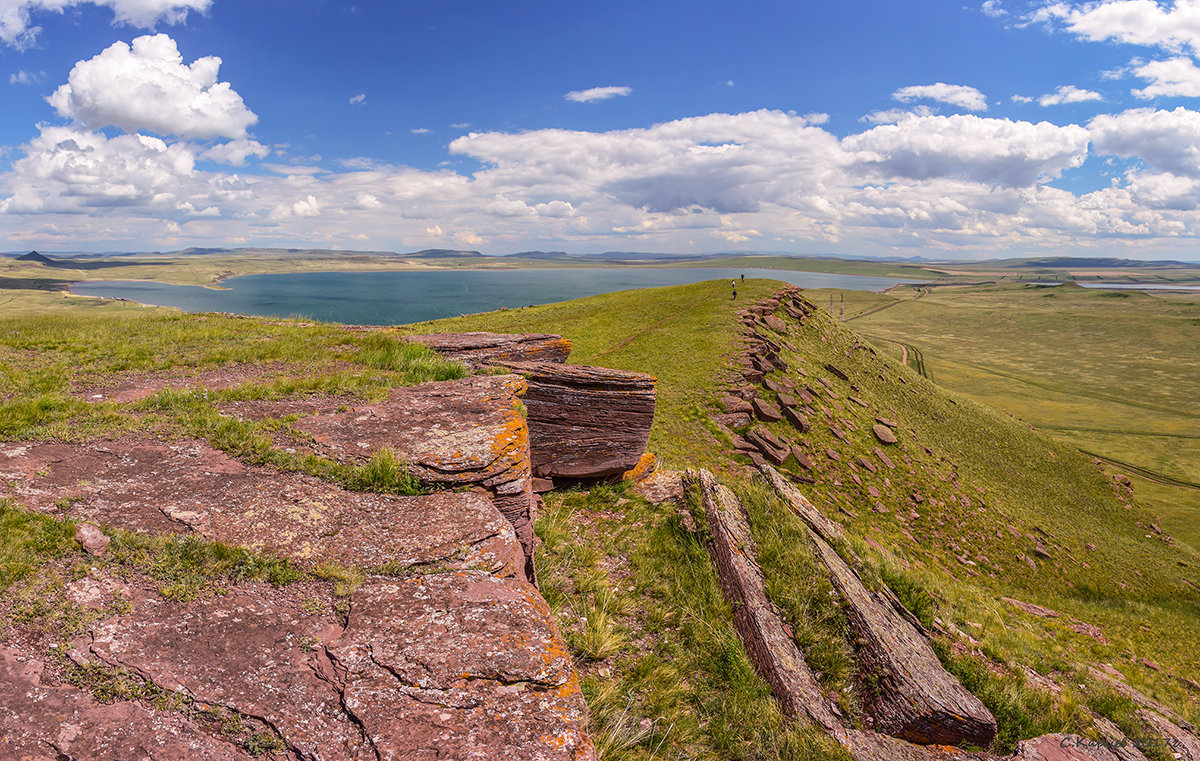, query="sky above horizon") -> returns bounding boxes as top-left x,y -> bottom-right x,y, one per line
7,1 -> 1200,259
